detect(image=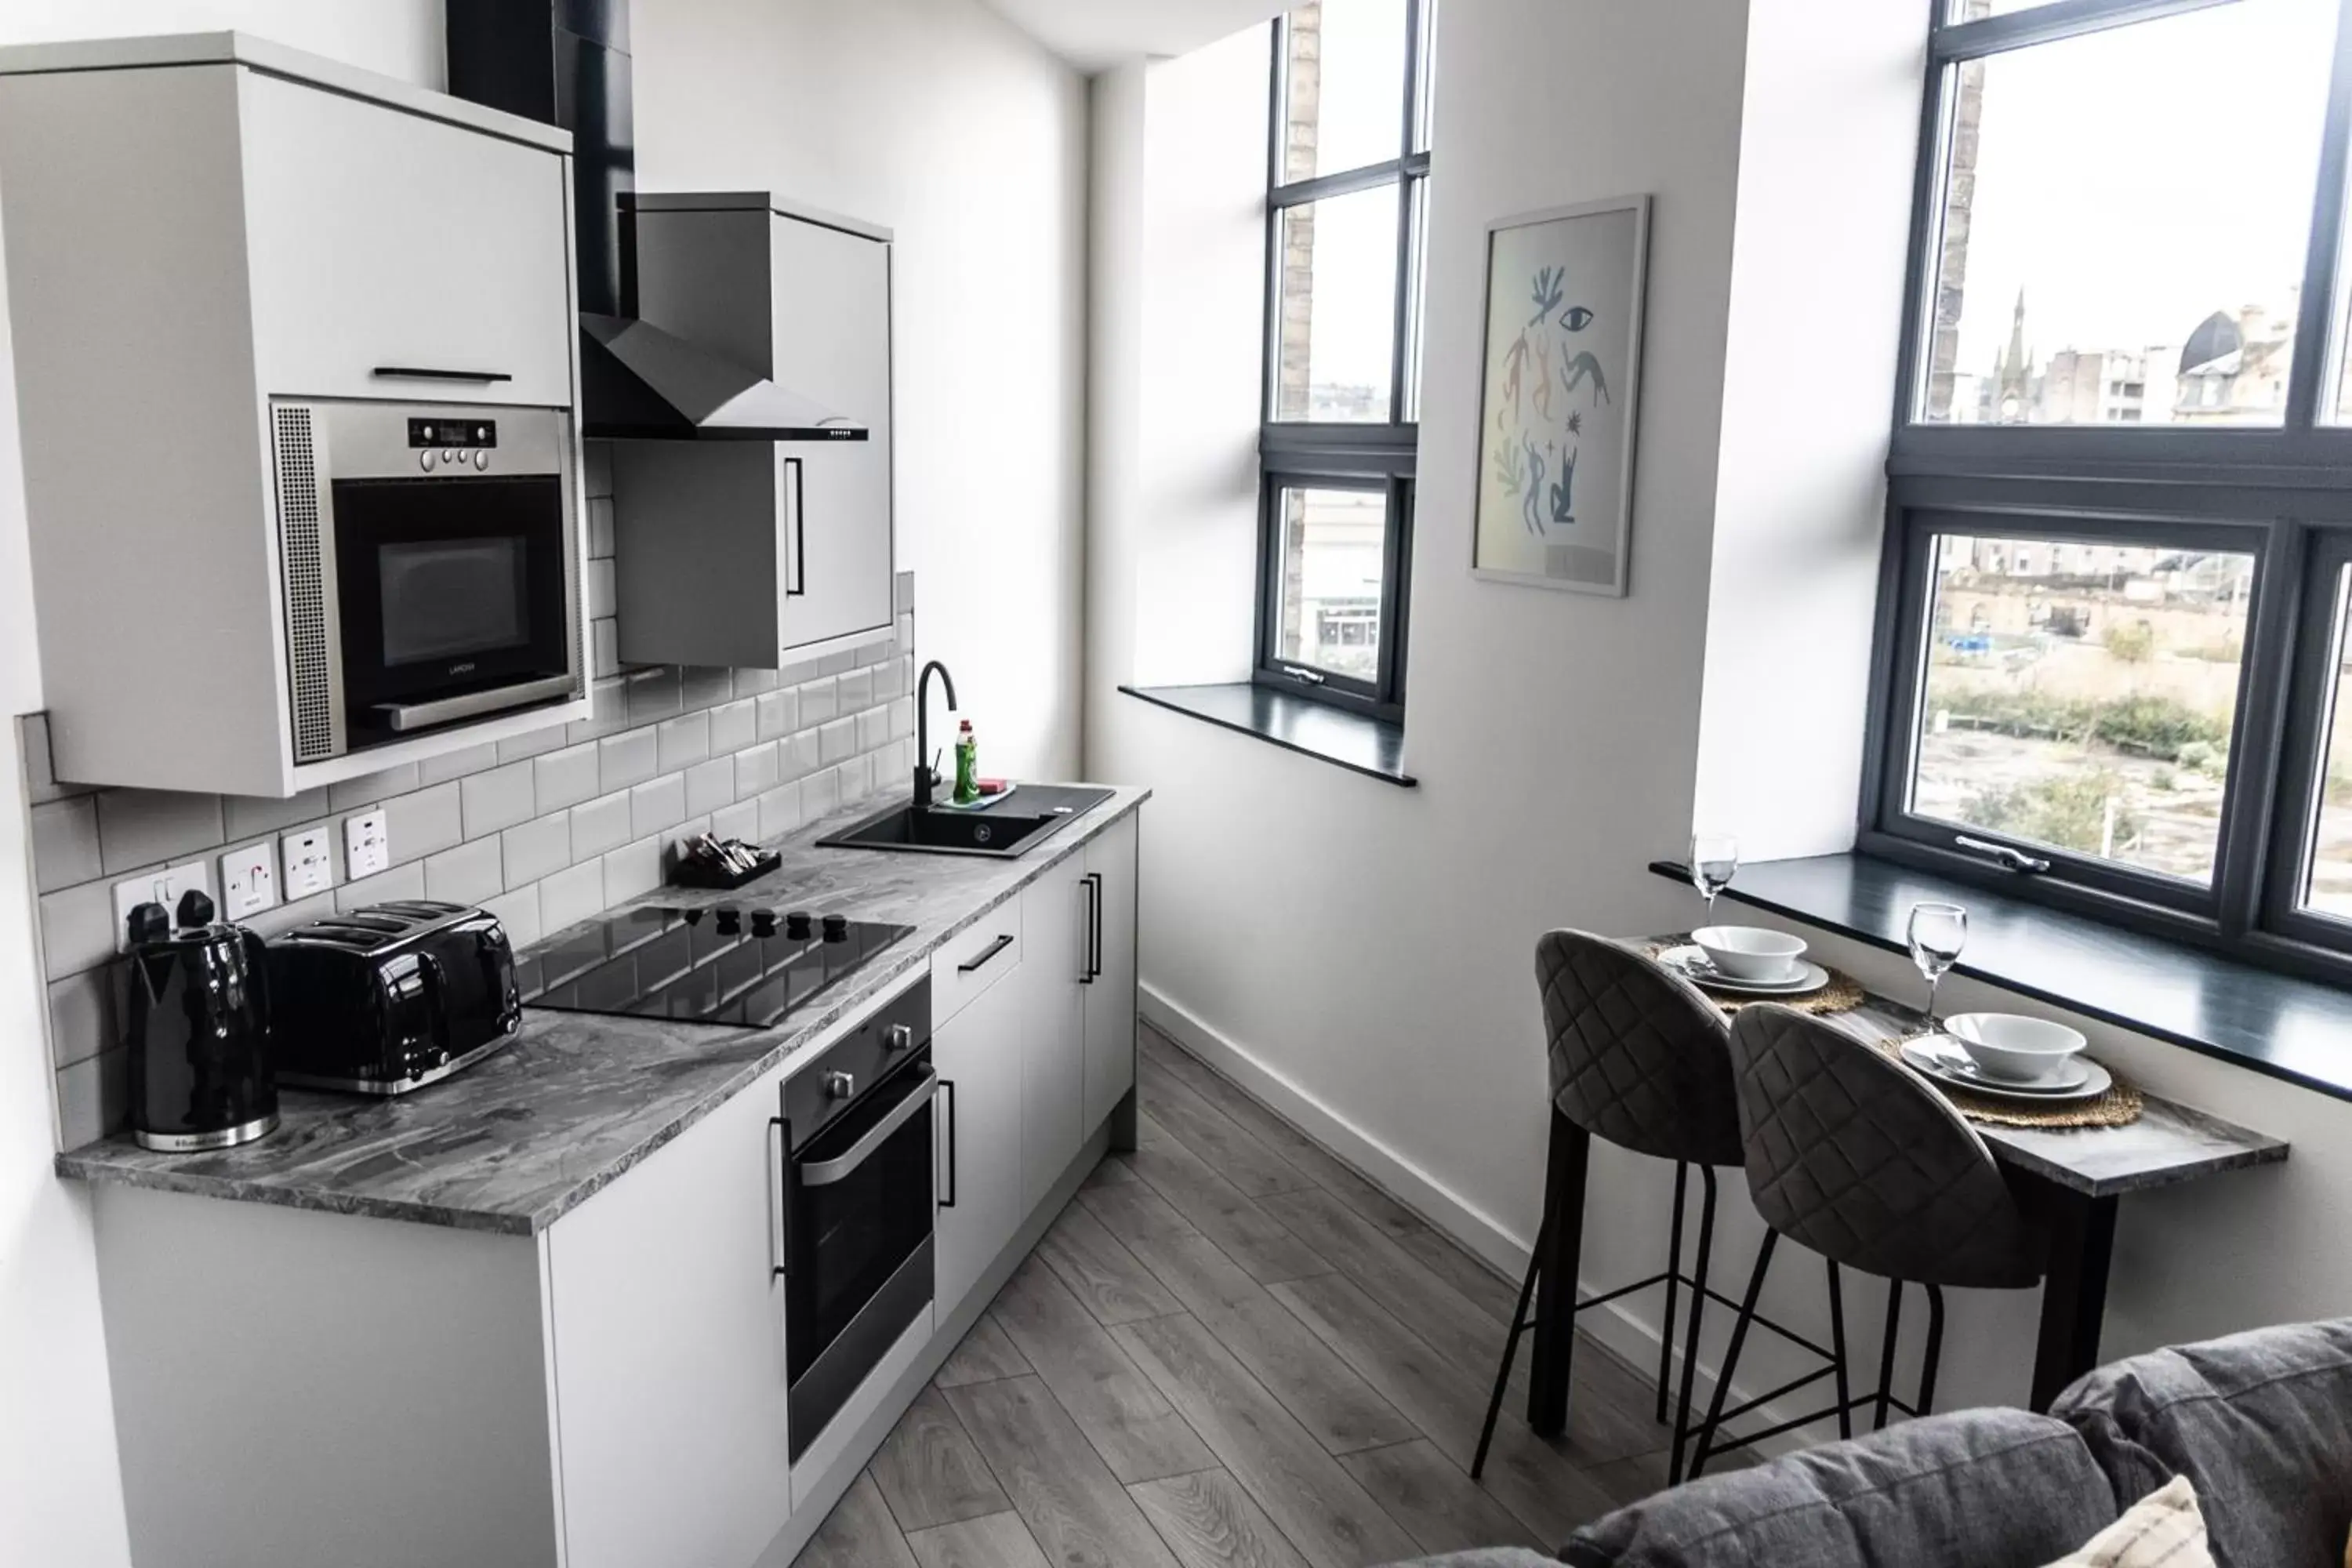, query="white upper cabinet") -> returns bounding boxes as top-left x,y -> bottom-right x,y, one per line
237,71 -> 573,408
612,197 -> 895,669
